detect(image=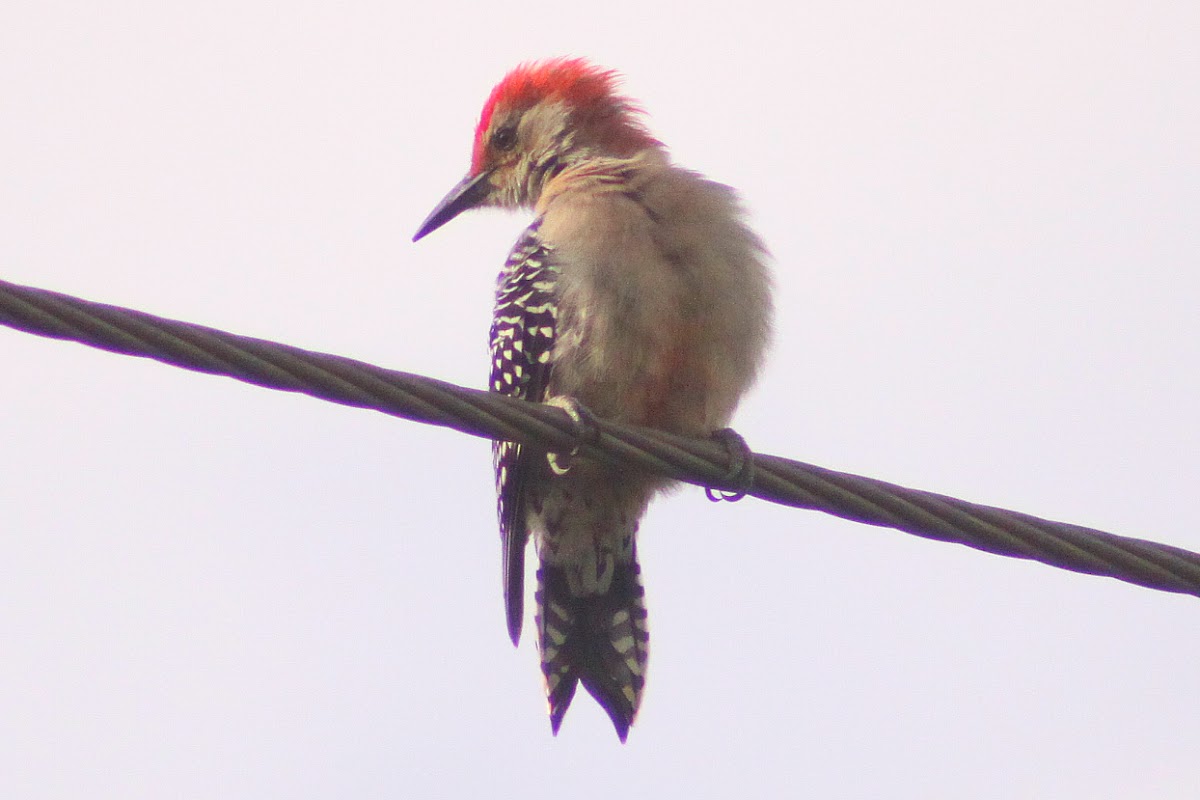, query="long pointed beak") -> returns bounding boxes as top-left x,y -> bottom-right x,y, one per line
412,171 -> 493,242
